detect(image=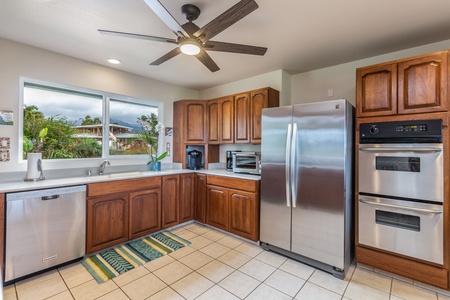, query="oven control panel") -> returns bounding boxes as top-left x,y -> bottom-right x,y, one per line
360,119 -> 442,143
396,124 -> 427,132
